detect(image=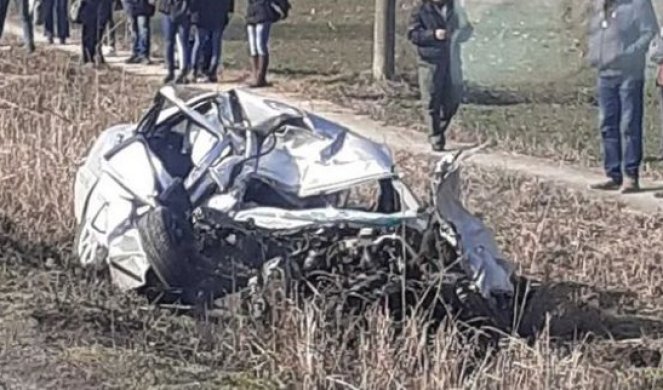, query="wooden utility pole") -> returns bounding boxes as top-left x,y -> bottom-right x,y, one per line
373,0 -> 396,81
